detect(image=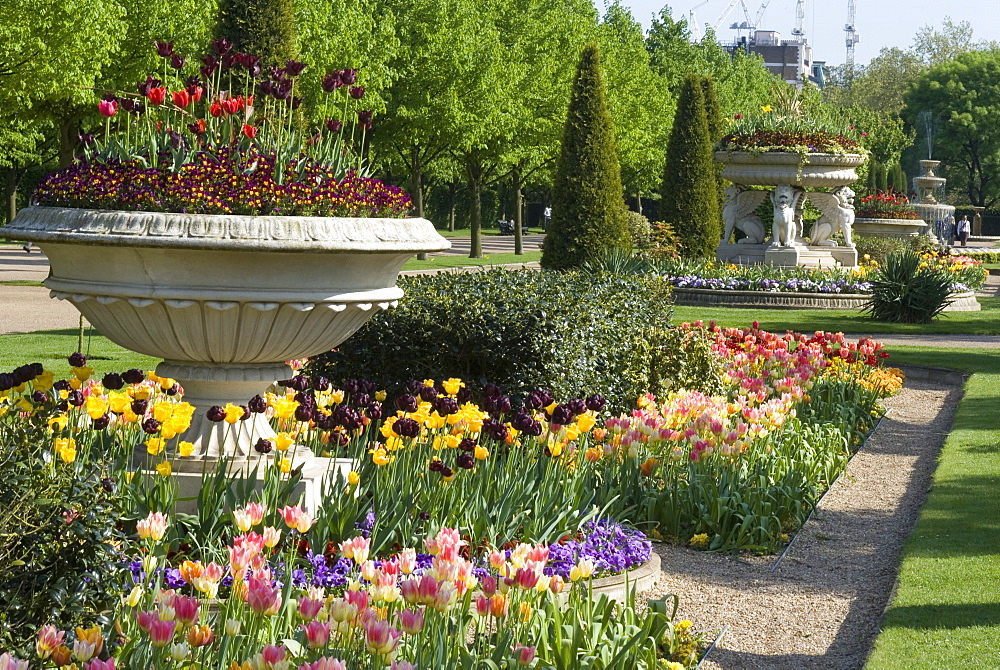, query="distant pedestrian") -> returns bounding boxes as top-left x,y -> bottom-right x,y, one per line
956,215 -> 971,246
543,206 -> 552,231
947,214 -> 957,247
